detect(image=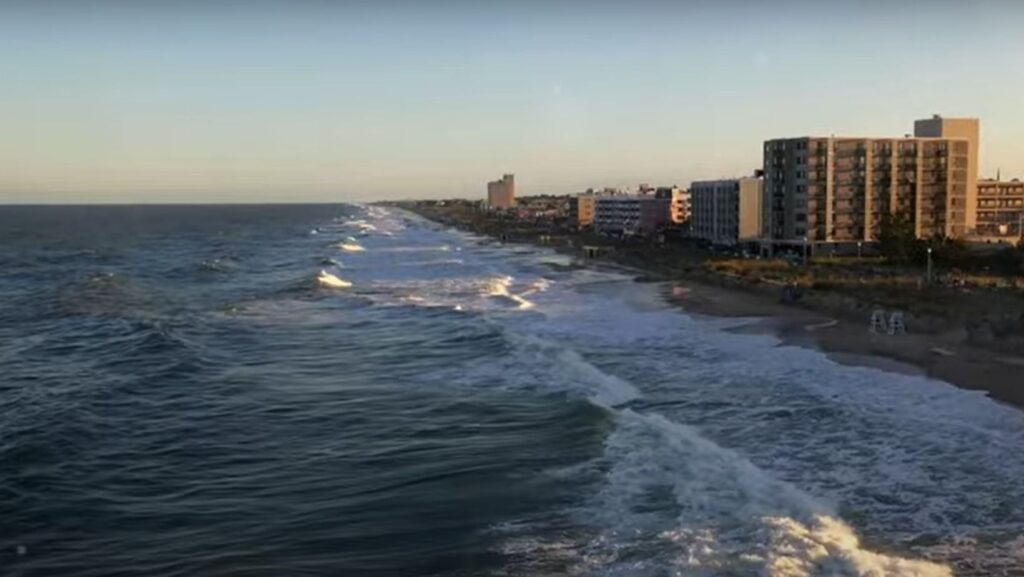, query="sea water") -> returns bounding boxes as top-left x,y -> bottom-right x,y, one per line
2,203 -> 1023,576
